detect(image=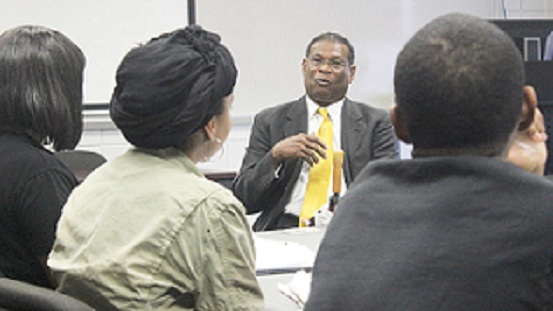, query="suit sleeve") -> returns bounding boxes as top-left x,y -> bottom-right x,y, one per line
233,112 -> 289,214
371,113 -> 399,160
